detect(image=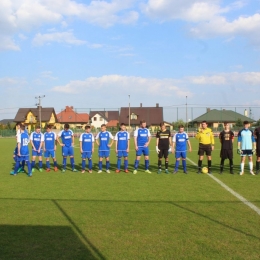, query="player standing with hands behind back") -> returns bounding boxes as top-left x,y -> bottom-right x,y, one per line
195,121 -> 214,174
